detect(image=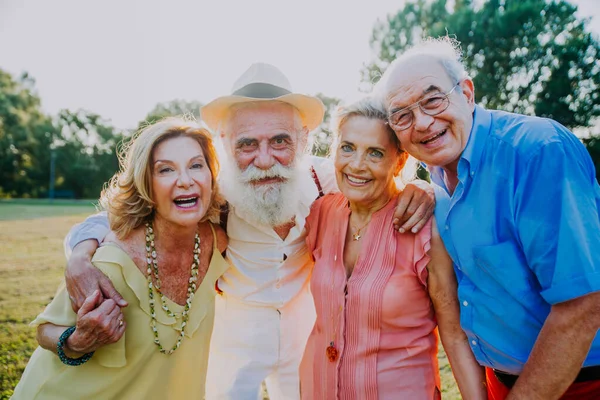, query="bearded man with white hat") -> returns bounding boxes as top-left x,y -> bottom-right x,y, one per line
61,63 -> 435,399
